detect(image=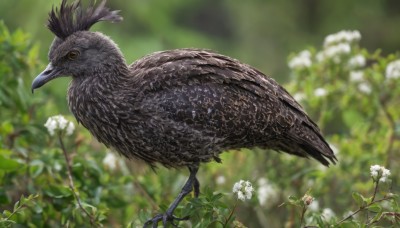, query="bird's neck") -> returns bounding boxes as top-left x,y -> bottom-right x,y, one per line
67,61 -> 132,123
